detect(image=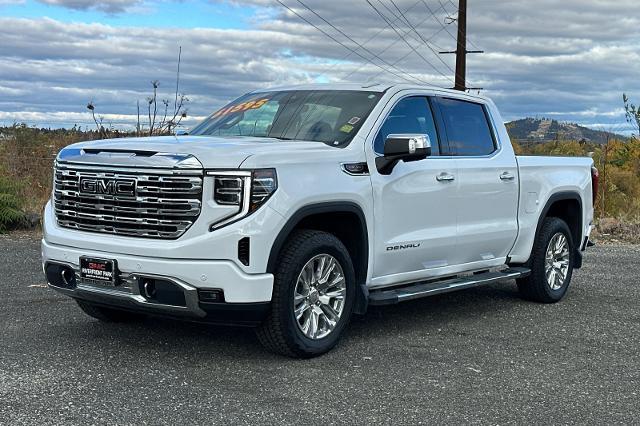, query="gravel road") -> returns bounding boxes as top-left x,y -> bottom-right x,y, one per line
1,233 -> 638,425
